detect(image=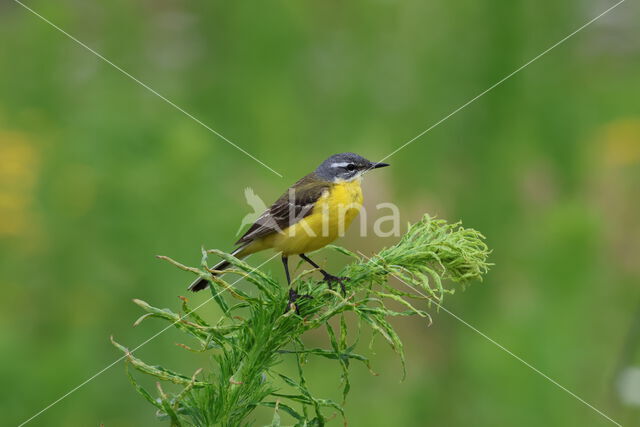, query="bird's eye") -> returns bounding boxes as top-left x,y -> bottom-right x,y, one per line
346,164 -> 356,171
